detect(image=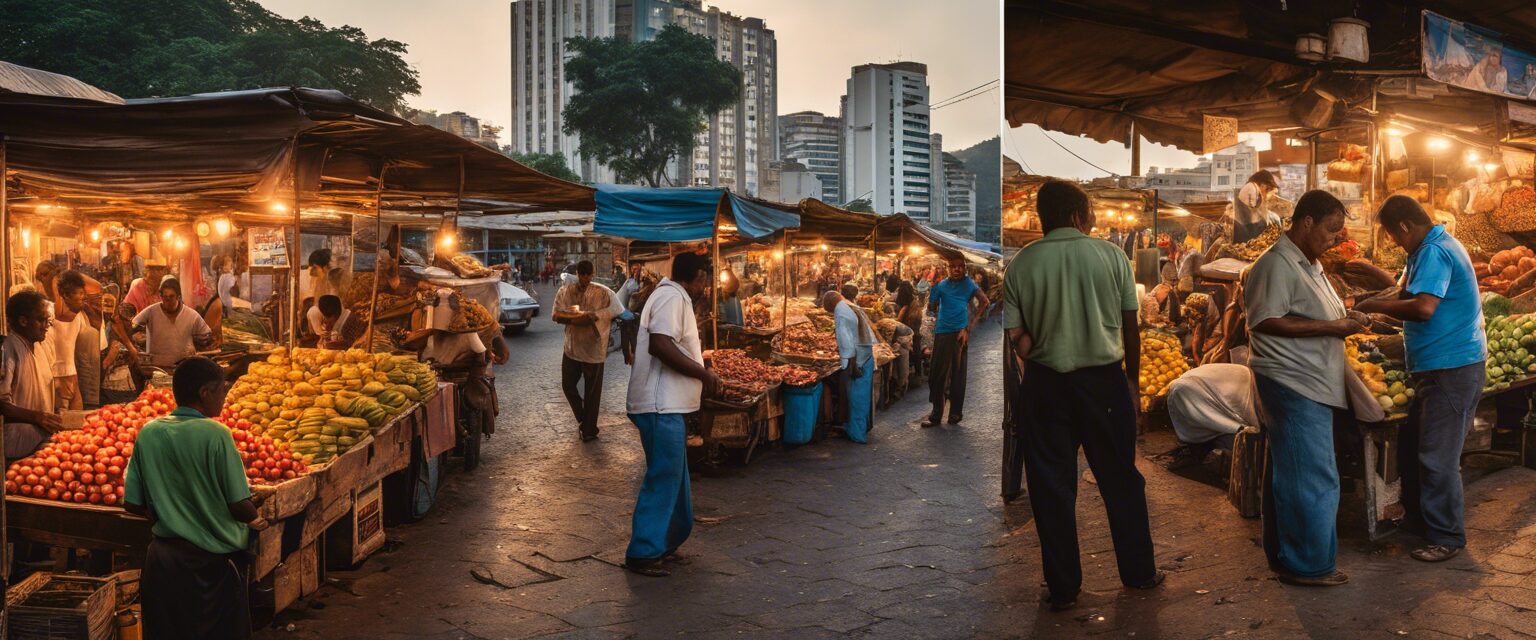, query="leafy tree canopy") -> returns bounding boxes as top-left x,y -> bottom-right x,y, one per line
0,0 -> 420,113
561,25 -> 742,187
505,151 -> 583,184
